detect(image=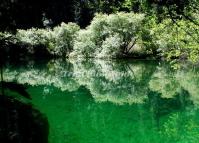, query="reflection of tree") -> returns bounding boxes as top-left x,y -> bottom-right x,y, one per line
147,89 -> 191,127
149,64 -> 199,107
176,69 -> 199,105
3,59 -> 199,108
149,65 -> 181,98
3,59 -> 158,104
71,59 -> 157,105
160,112 -> 199,143
3,60 -> 80,92
3,59 -> 199,142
